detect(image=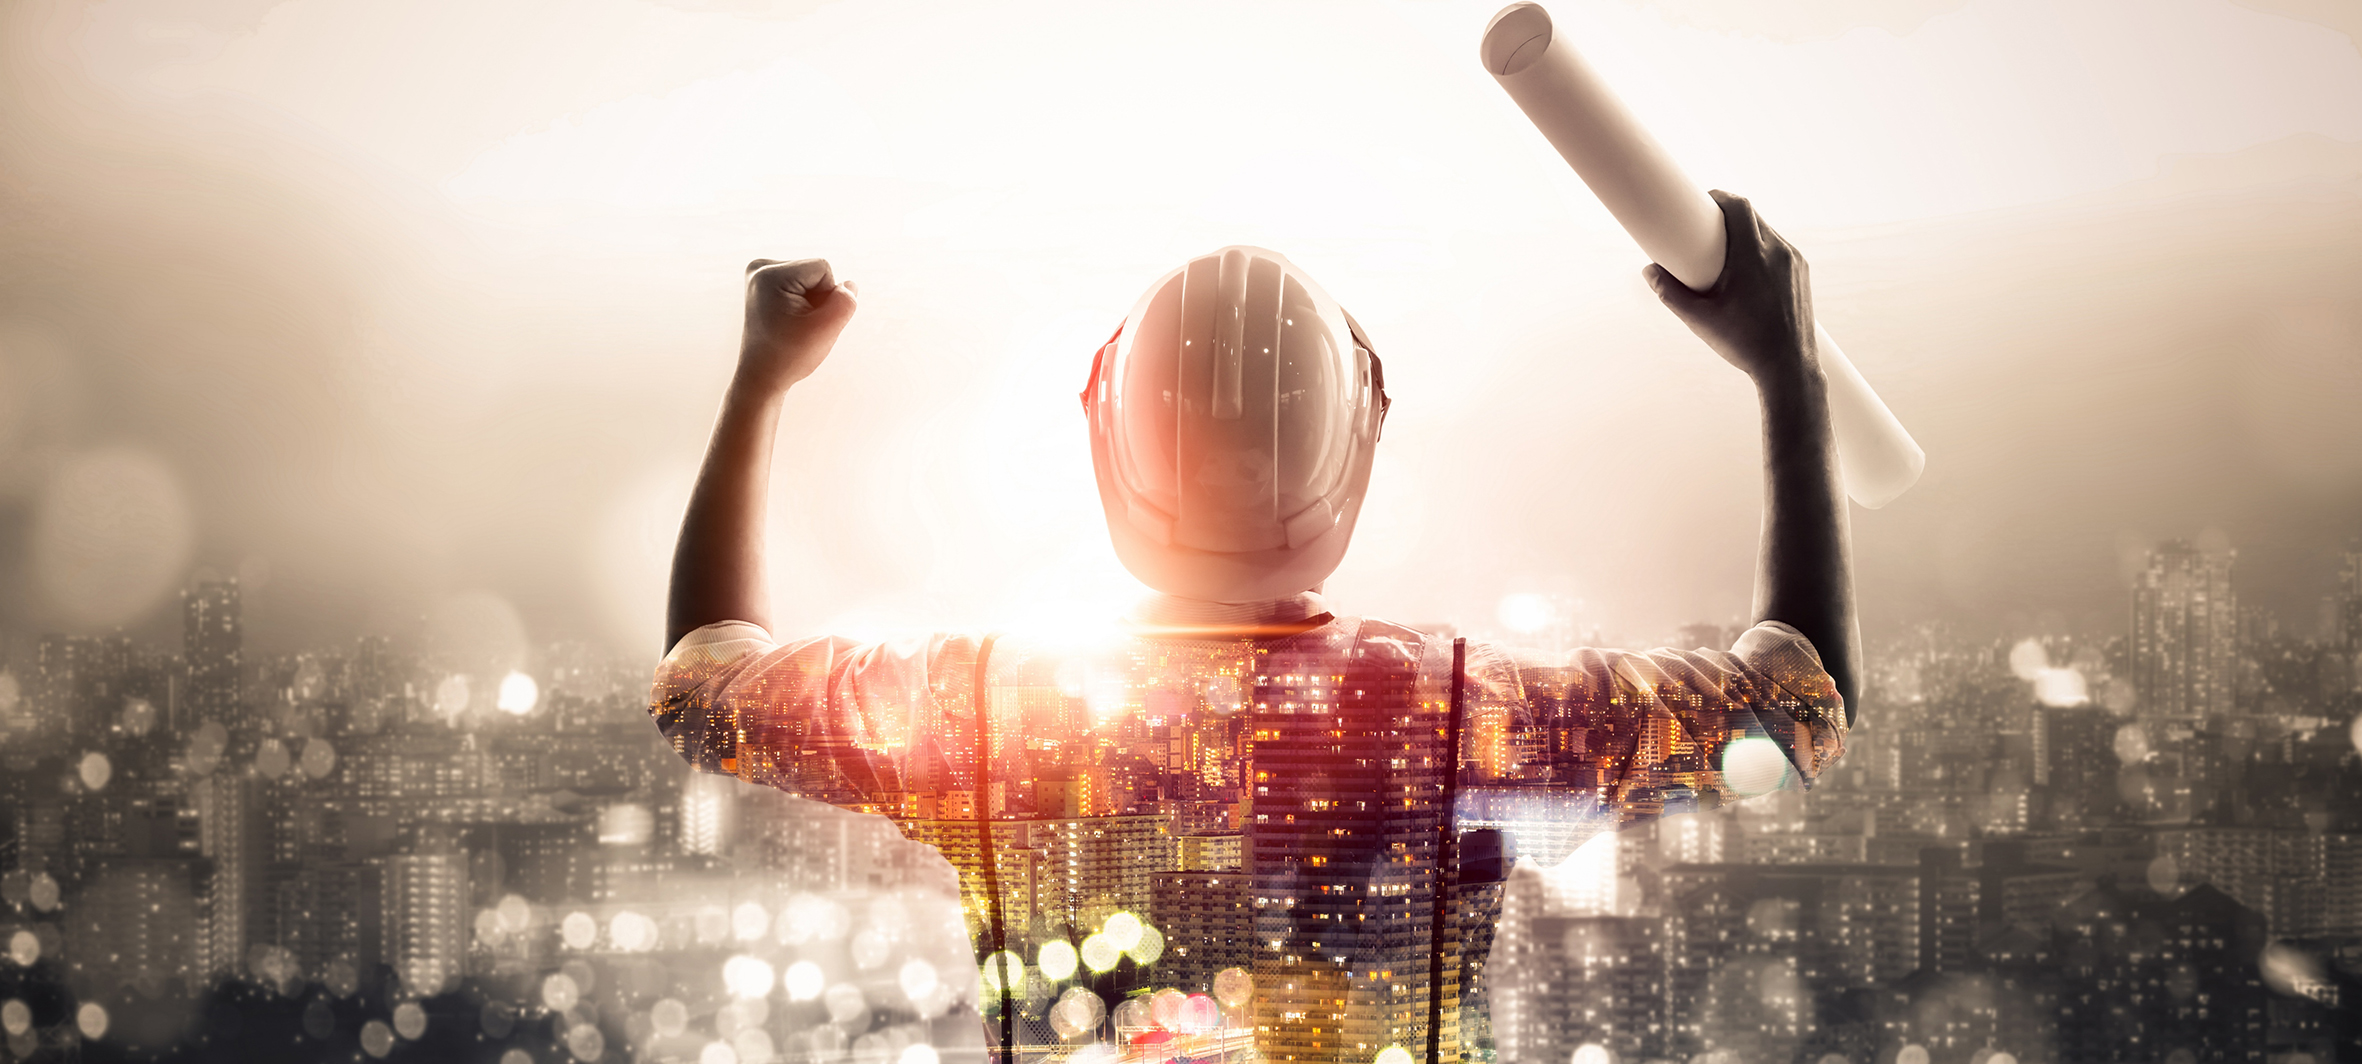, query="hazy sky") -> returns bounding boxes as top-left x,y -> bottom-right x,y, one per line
1,0 -> 2358,663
